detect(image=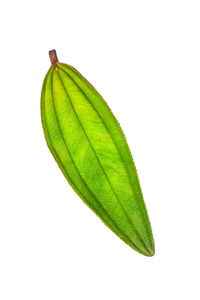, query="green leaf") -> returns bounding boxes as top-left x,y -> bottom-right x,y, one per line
41,50 -> 155,256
